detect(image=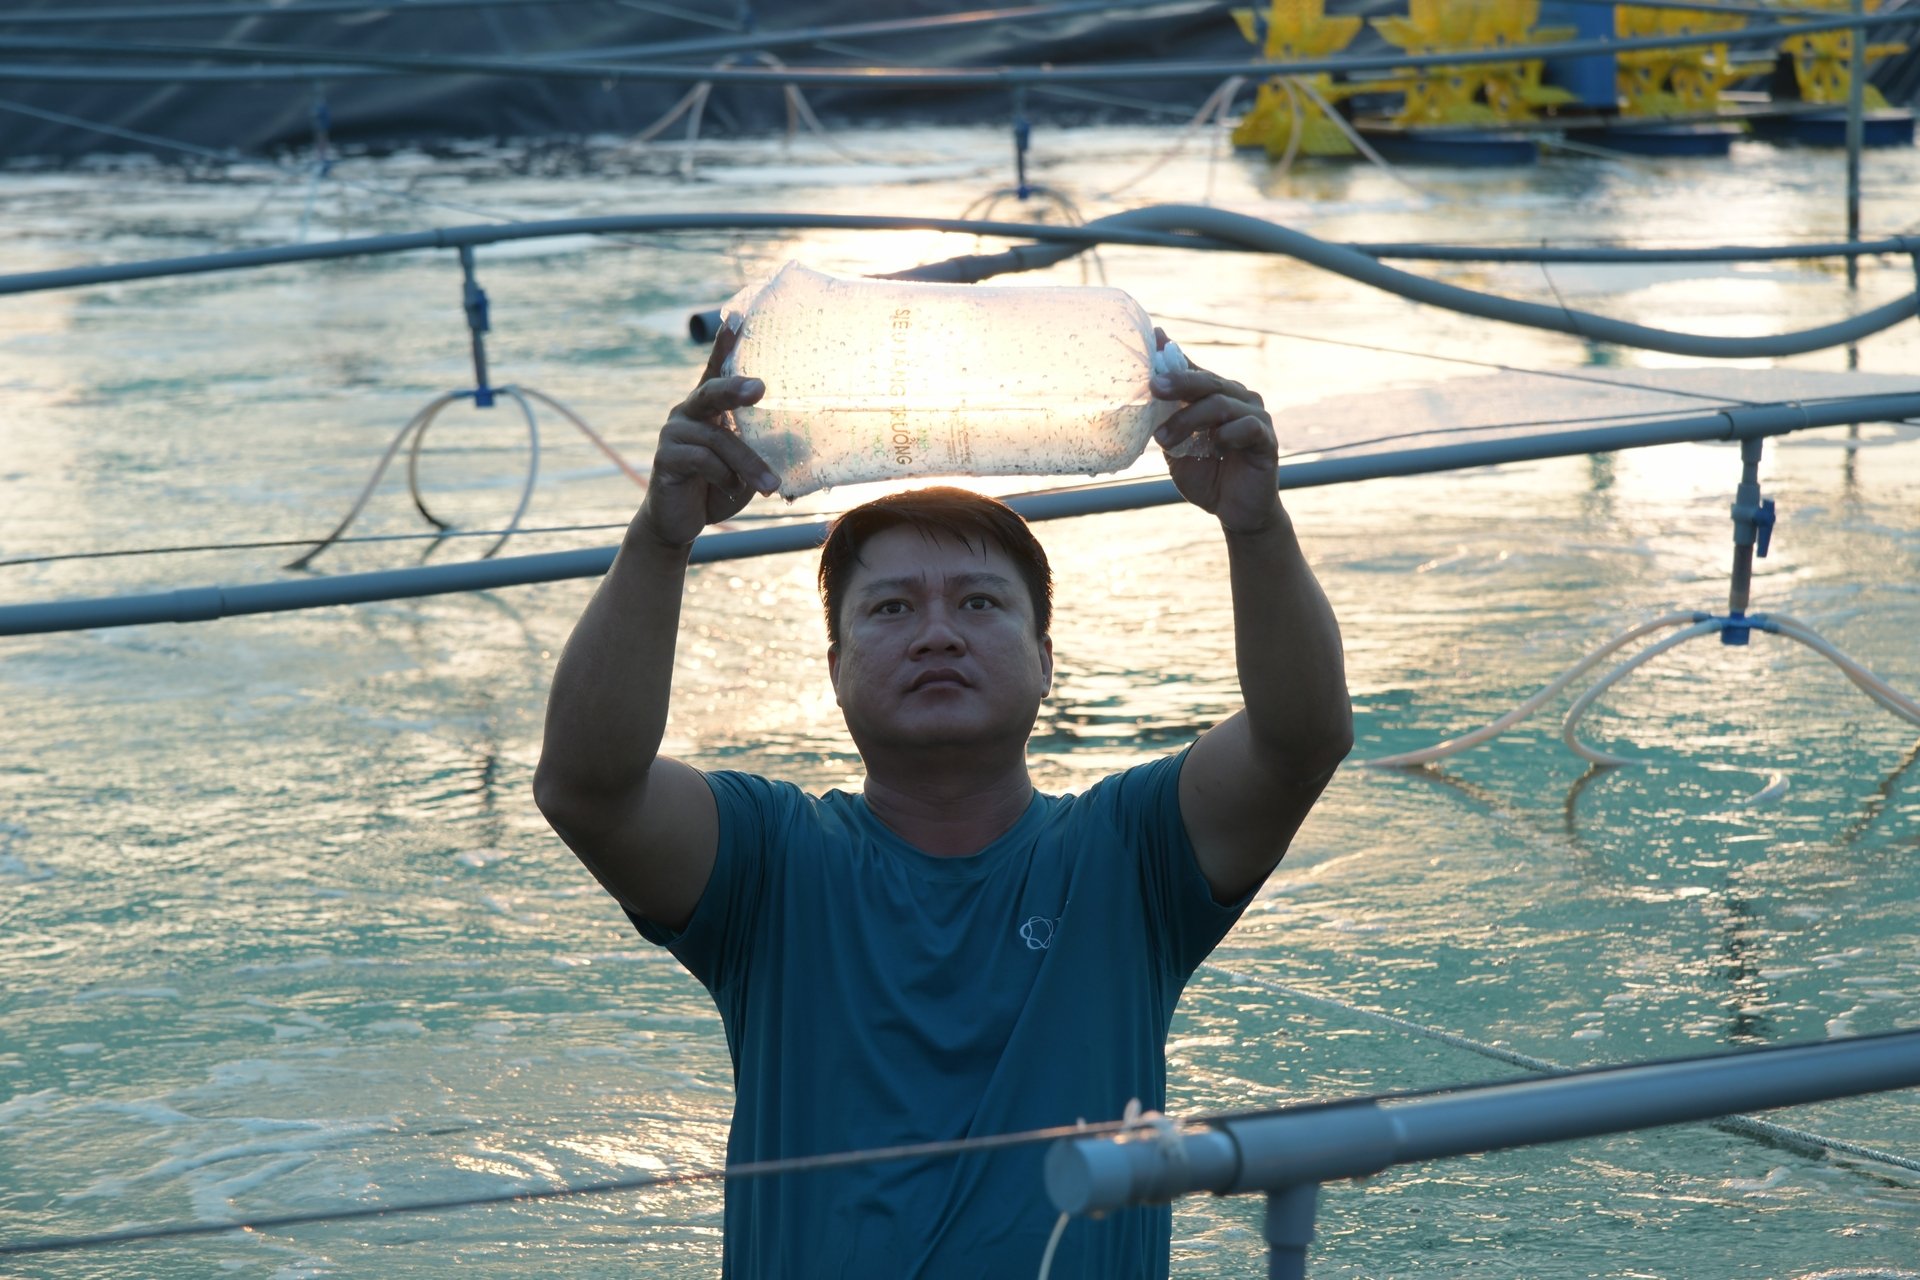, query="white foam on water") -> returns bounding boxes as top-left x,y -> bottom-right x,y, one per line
0,1087 -> 62,1124
562,1045 -> 633,1062
189,1152 -> 317,1219
362,1018 -> 427,1036
1725,1165 -> 1796,1194
64,1110 -> 401,1214
549,950 -> 665,968
89,1097 -> 198,1125
70,985 -> 181,1003
234,955 -> 336,975
0,851 -> 52,880
202,1058 -> 326,1091
454,846 -> 514,867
